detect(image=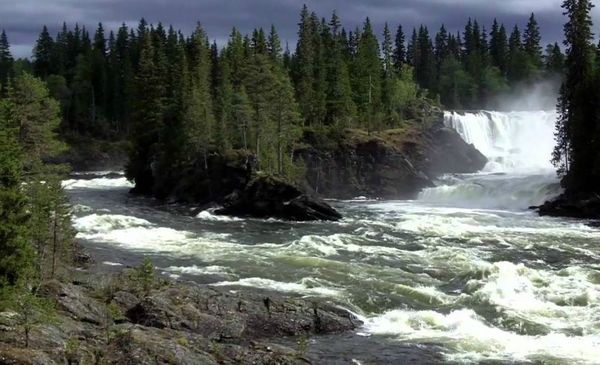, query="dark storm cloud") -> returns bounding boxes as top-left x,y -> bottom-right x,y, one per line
1,0 -> 599,58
